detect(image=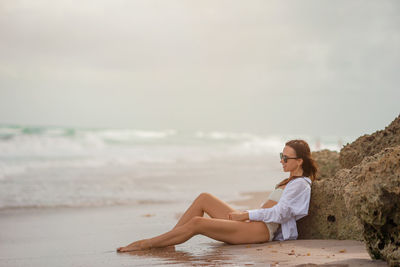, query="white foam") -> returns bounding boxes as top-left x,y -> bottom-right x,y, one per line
95,129 -> 176,142
0,135 -> 91,157
0,127 -> 21,135
231,136 -> 285,155
0,127 -> 179,158
195,131 -> 257,140
0,125 -> 355,210
43,128 -> 70,137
